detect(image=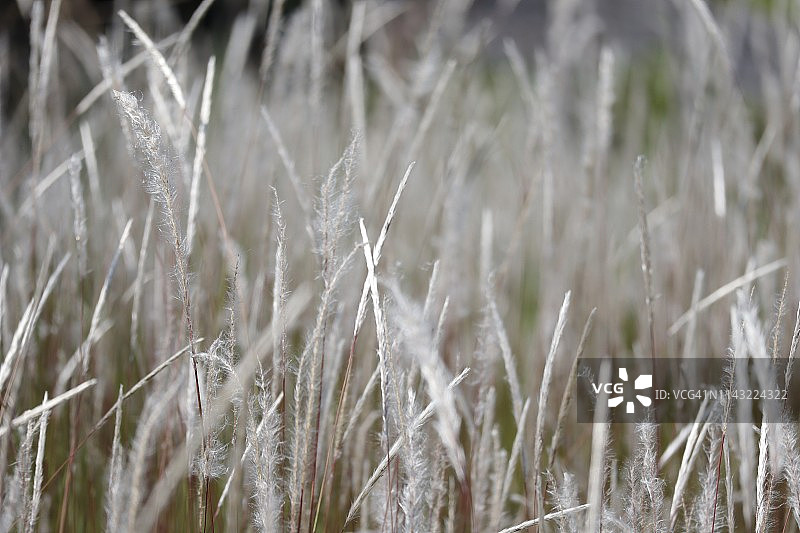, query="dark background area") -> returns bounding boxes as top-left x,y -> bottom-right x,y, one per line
0,0 -> 678,118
